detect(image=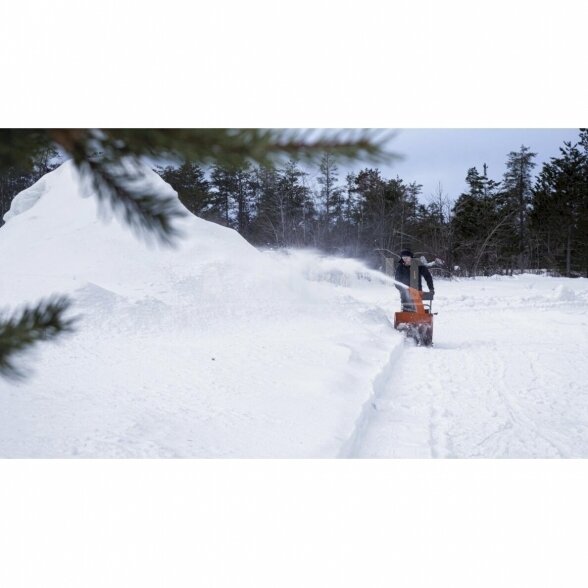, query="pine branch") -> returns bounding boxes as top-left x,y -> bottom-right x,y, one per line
43,129 -> 395,246
49,130 -> 188,246
0,129 -> 56,173
102,128 -> 395,168
80,158 -> 187,246
0,297 -> 77,381
3,129 -> 395,247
